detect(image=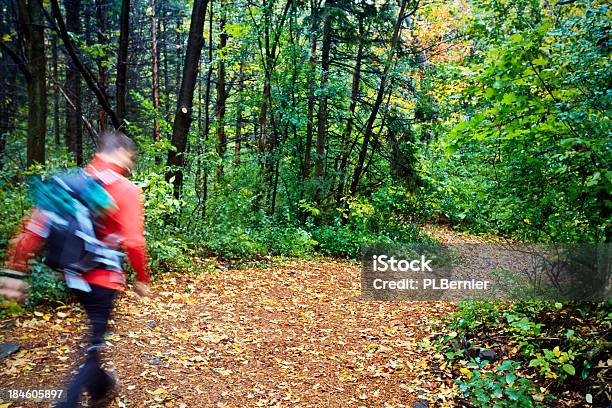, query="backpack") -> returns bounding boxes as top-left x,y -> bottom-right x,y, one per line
31,169 -> 124,287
